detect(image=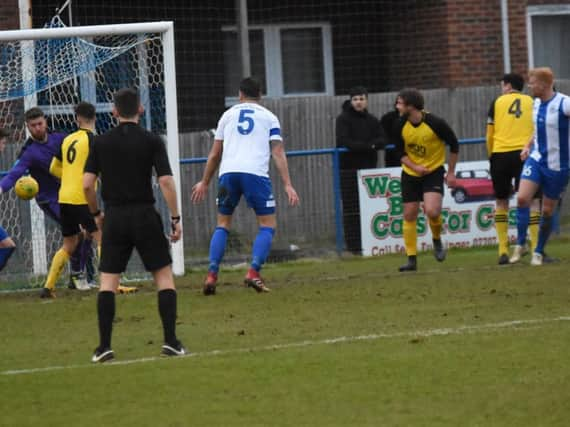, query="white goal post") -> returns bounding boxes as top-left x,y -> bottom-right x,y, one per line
0,21 -> 185,280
